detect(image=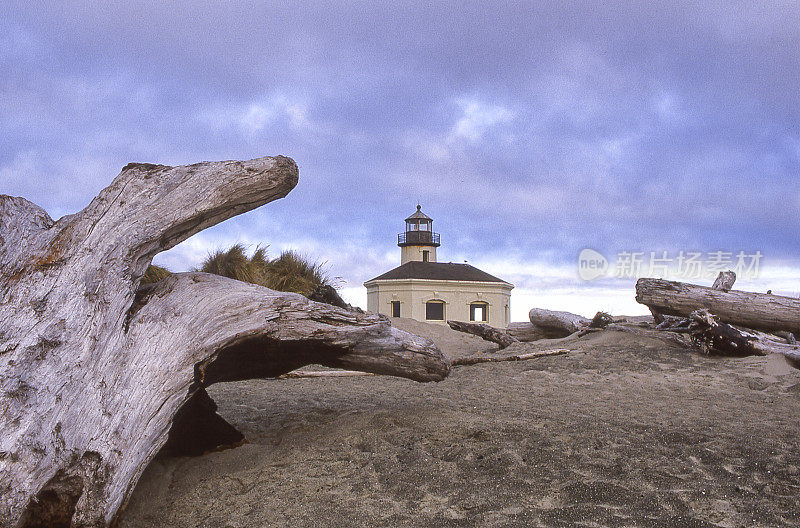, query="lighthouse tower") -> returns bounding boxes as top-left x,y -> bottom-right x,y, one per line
365,205 -> 513,326
398,205 -> 440,264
